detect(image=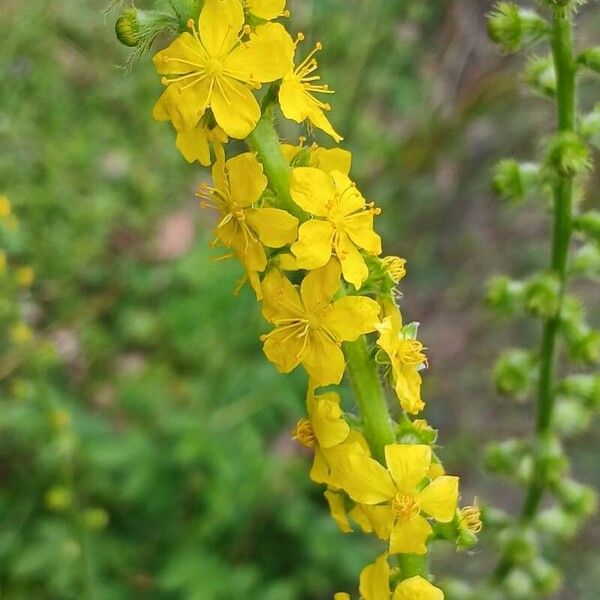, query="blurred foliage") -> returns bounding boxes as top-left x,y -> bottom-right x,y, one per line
0,0 -> 598,598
